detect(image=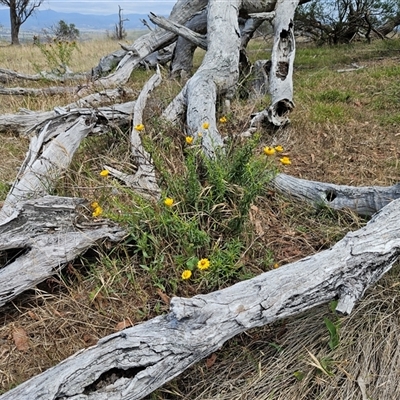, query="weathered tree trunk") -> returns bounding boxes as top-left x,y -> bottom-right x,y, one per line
1,194 -> 400,399
272,173 -> 400,216
0,67 -> 88,83
0,88 -> 133,135
164,0 -> 241,157
0,196 -> 125,308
